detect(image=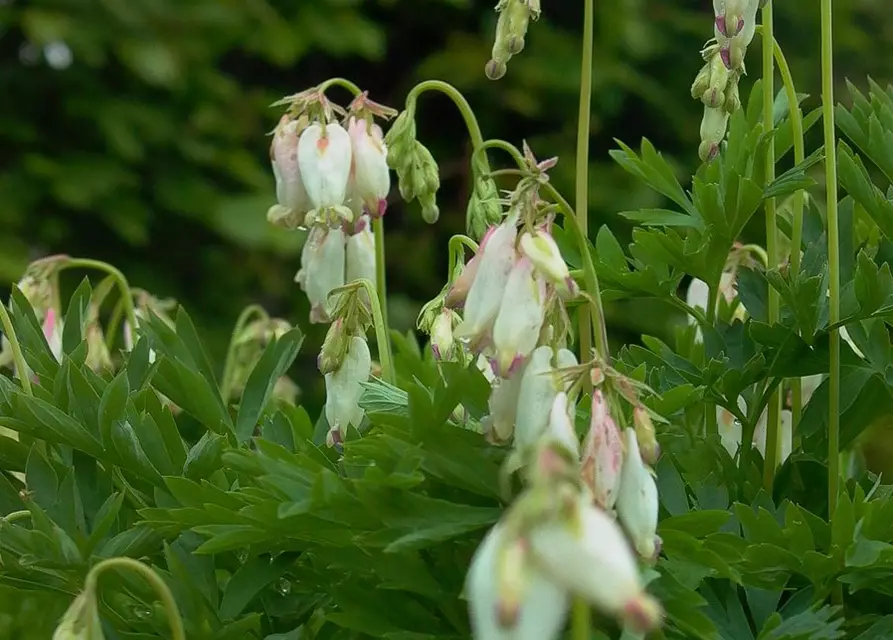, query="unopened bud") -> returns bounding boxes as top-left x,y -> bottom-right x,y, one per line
53,592 -> 104,640
519,230 -> 576,298
633,406 -> 661,465
420,194 -> 440,224
467,176 -> 503,241
699,106 -> 729,163
724,77 -> 741,113
430,308 -> 456,361
690,62 -> 712,100
384,109 -> 417,164
485,59 -> 508,80
318,318 -> 350,374
616,428 -> 660,561
702,54 -> 729,108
